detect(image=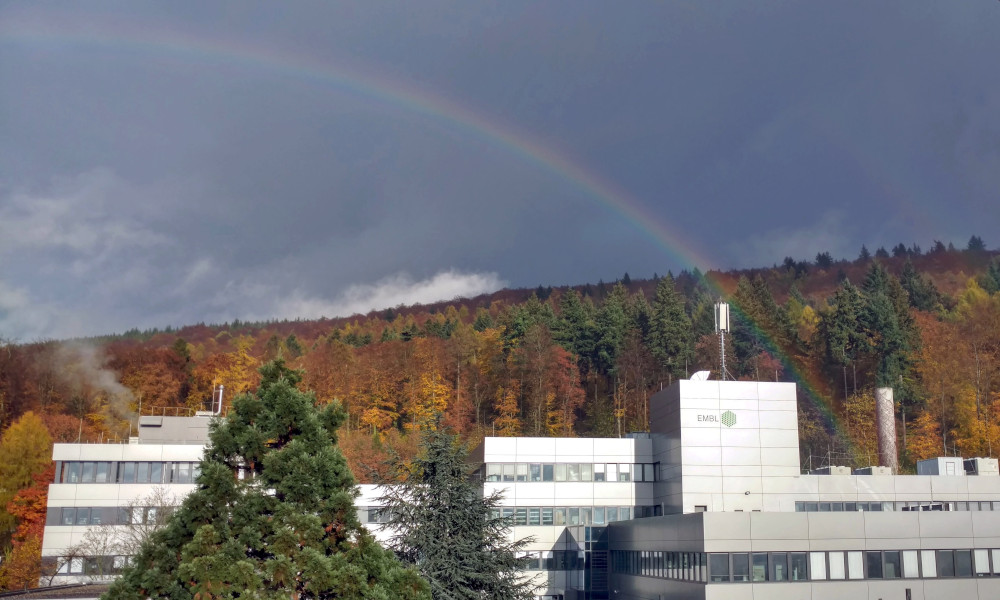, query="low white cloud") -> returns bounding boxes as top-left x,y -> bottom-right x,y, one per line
0,169 -> 169,261
240,270 -> 506,322
733,211 -> 857,268
0,170 -> 507,339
